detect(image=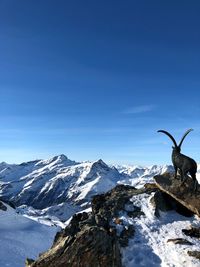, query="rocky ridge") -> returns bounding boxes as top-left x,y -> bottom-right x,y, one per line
27,172 -> 200,267
26,185 -> 154,267
0,155 -> 174,222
